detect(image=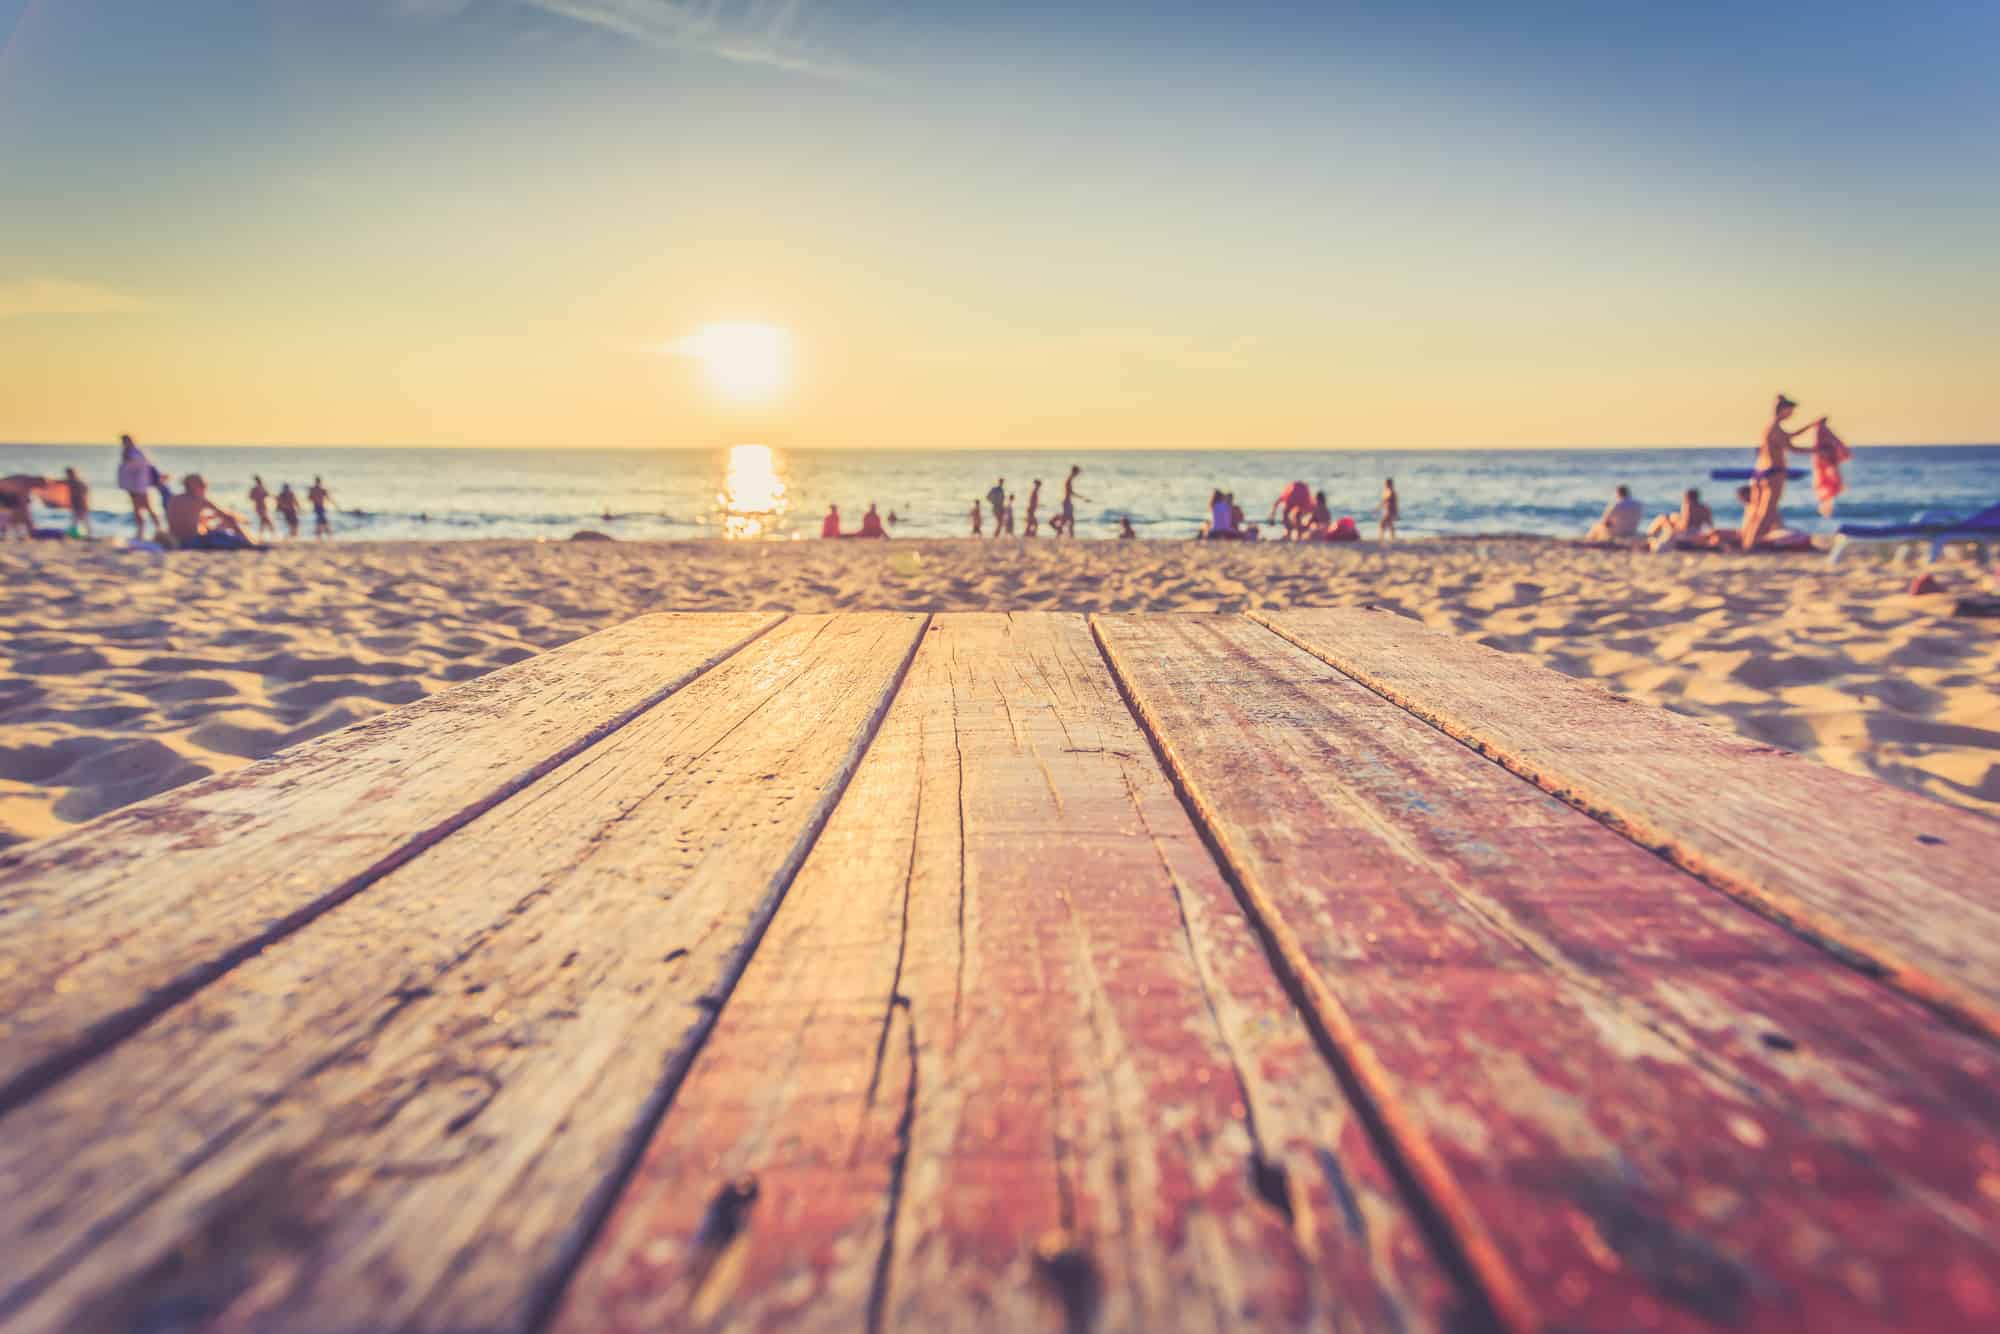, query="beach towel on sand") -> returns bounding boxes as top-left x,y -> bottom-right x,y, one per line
1814,421 -> 1851,516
